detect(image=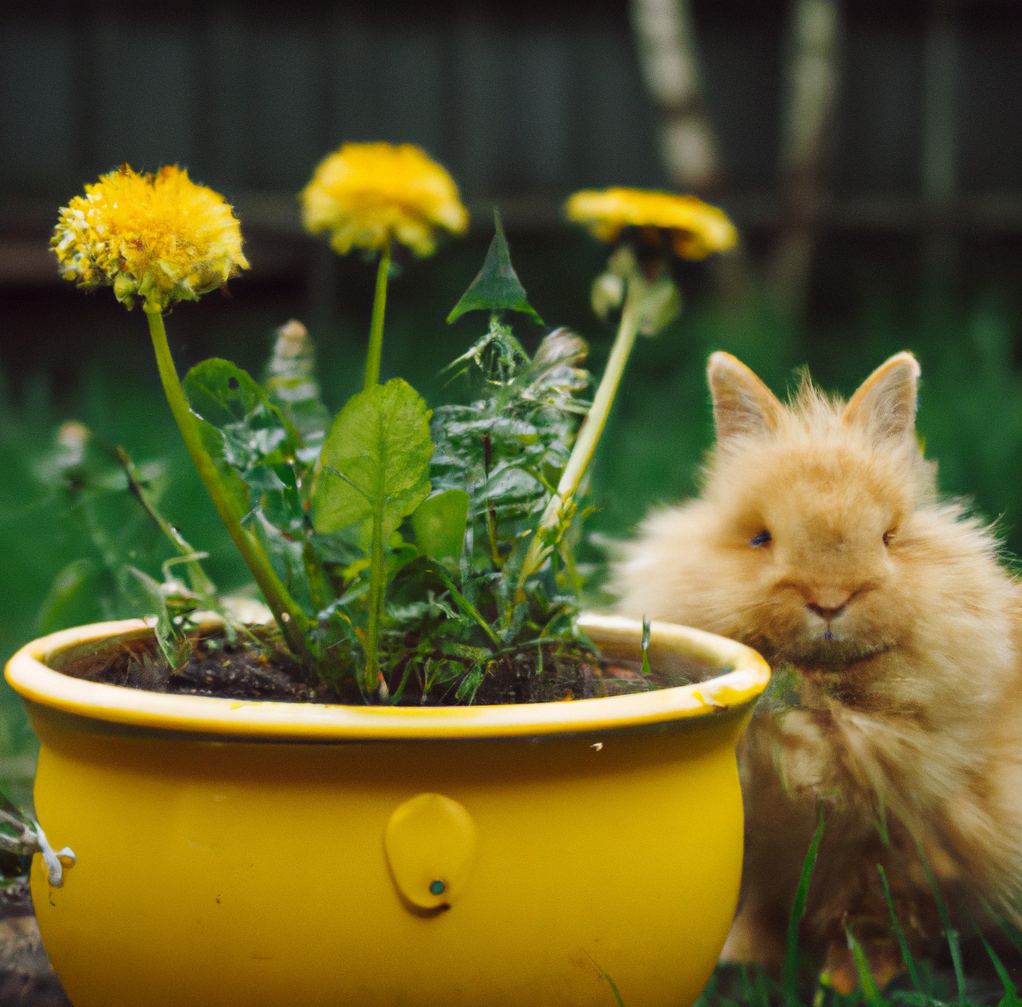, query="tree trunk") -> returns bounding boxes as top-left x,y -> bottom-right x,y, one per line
629,0 -> 724,195
768,0 -> 842,318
